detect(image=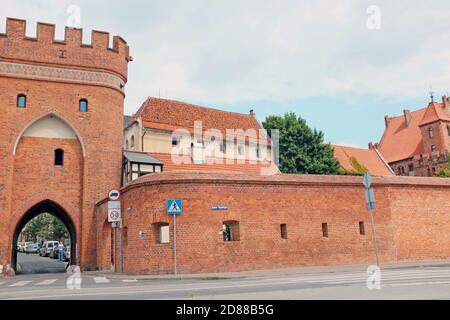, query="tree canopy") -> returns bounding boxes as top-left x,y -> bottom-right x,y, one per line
263,112 -> 340,174
21,213 -> 69,242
